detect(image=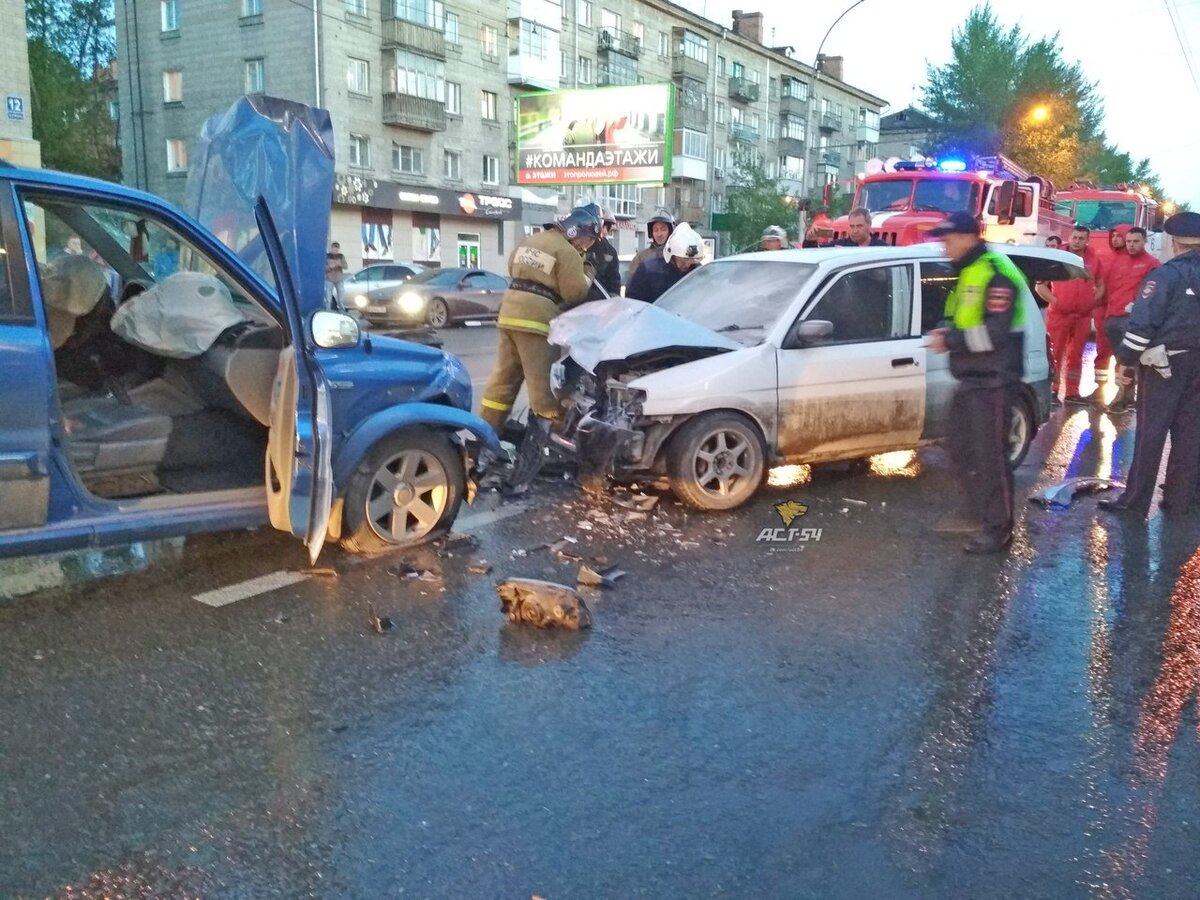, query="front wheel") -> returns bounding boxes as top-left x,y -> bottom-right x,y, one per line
1007,396 -> 1034,469
428,298 -> 451,329
341,430 -> 465,554
666,412 -> 766,511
